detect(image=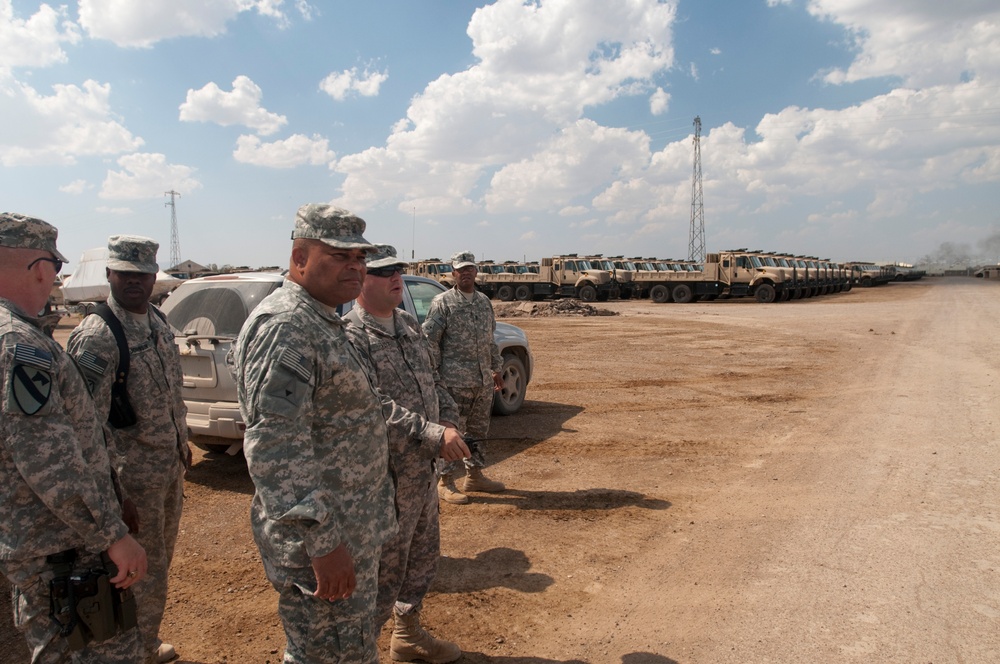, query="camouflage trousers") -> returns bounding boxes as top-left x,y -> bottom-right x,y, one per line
437,384 -> 493,476
123,463 -> 183,656
375,464 -> 439,628
1,551 -> 144,664
274,550 -> 381,664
